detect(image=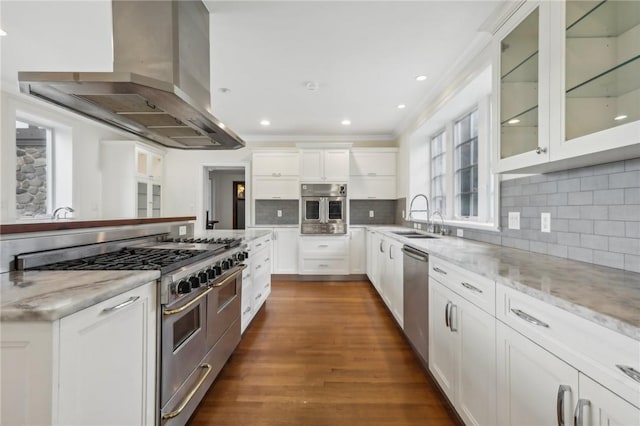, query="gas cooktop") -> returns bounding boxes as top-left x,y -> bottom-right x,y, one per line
30,247 -> 215,275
